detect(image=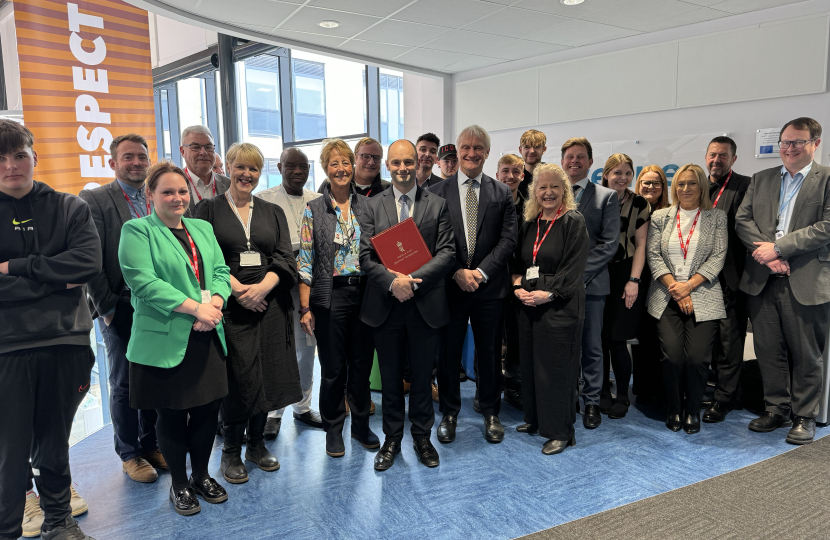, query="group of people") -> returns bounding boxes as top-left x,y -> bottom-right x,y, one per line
2,114 -> 829,538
